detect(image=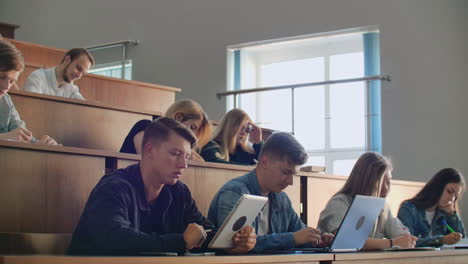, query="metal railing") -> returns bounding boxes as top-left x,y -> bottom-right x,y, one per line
216,74 -> 391,134
86,40 -> 139,79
